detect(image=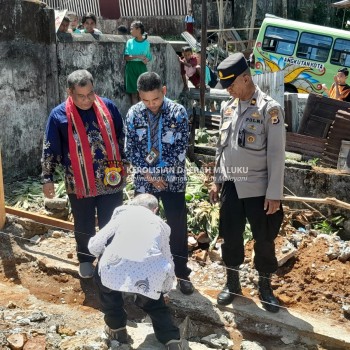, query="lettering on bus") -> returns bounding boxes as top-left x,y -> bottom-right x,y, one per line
283,57 -> 324,70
